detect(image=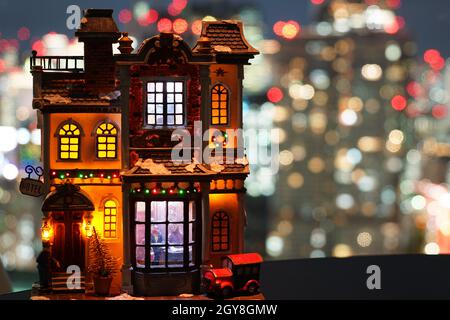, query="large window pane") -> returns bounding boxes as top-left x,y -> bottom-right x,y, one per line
168,223 -> 183,245
135,224 -> 145,245
150,224 -> 166,244
136,247 -> 145,268
151,201 -> 166,222
135,202 -> 145,222
168,201 -> 183,222
151,247 -> 166,267
168,246 -> 184,267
